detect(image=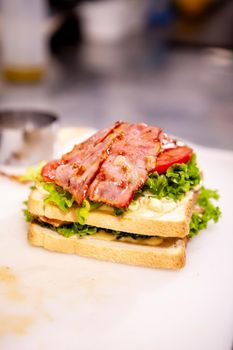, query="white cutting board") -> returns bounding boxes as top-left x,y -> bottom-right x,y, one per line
0,130 -> 233,350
